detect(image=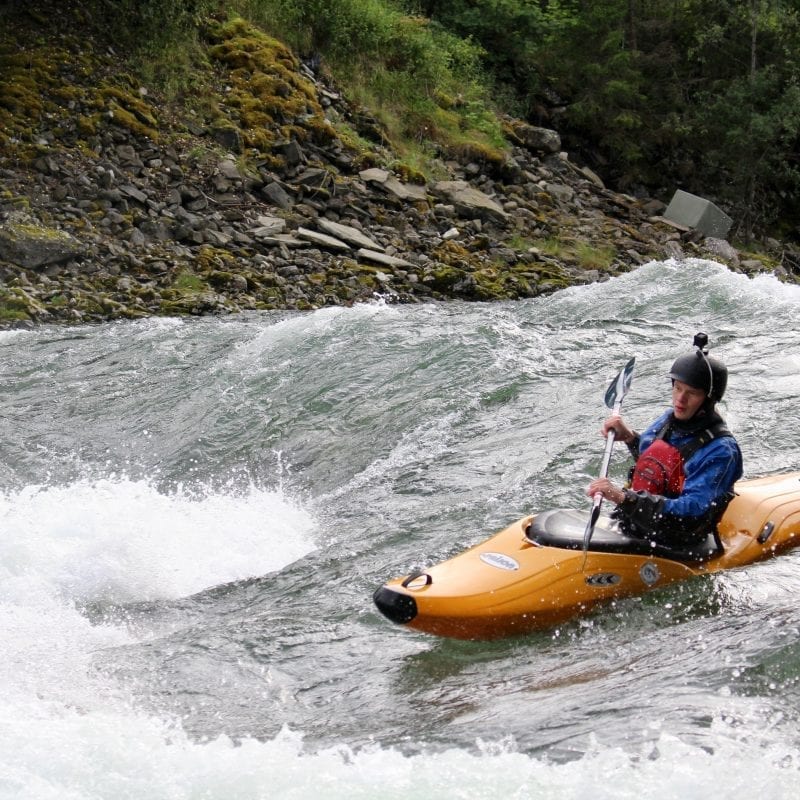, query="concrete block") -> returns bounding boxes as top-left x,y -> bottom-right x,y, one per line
664,189 -> 732,238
